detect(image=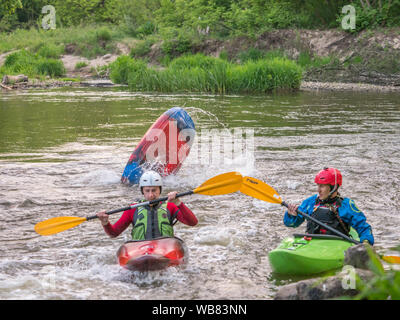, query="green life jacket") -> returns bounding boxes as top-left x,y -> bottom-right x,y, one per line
131,201 -> 177,240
